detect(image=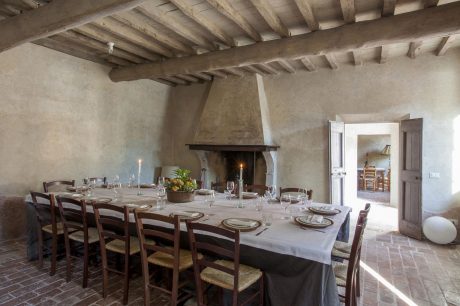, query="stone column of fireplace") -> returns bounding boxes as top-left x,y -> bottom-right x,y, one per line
262,151 -> 277,187
194,150 -> 209,189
